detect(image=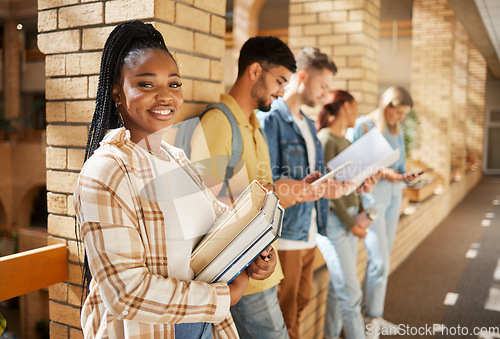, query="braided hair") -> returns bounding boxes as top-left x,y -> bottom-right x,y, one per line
84,20 -> 172,161
79,20 -> 173,300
